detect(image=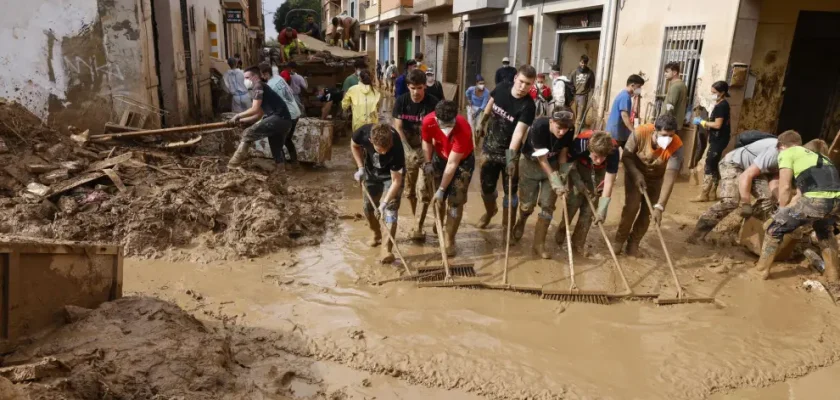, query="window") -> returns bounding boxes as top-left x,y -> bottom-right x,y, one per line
656,25 -> 705,116
351,1 -> 355,18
